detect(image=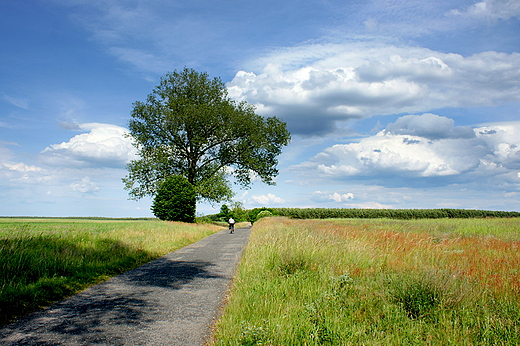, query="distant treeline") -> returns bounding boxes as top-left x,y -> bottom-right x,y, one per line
204,207 -> 520,224
269,208 -> 520,220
